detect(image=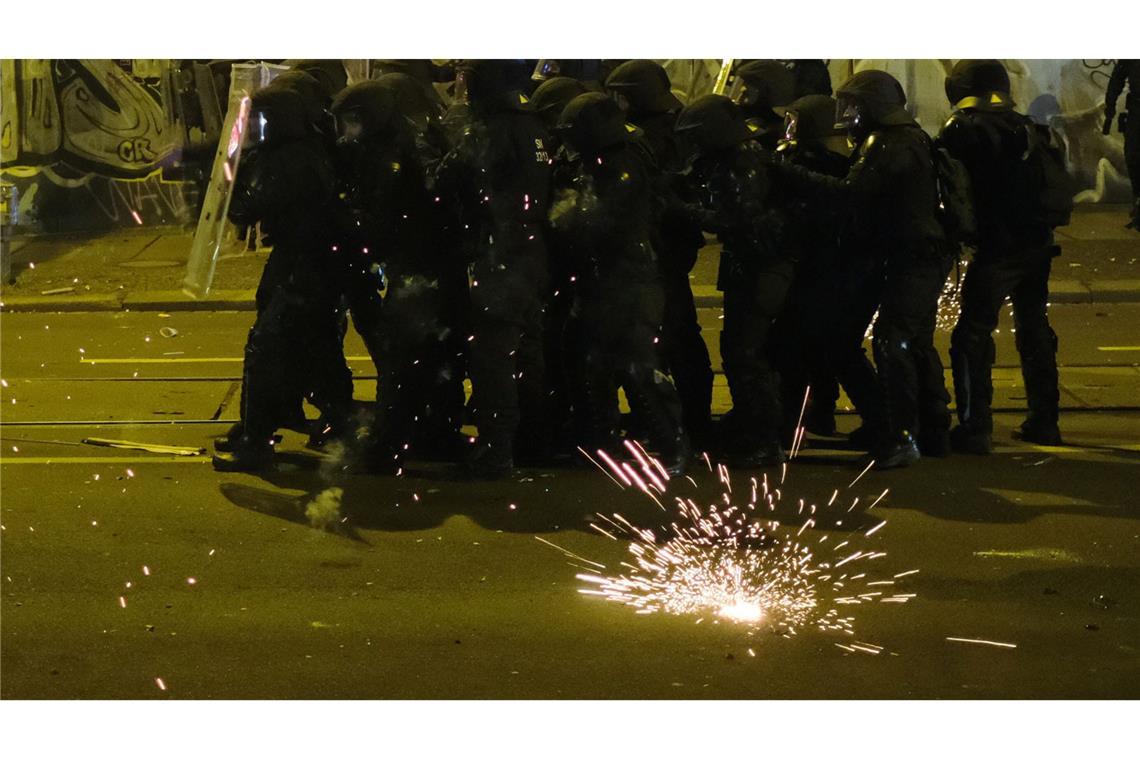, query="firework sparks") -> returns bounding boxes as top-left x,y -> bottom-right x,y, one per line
541,402 -> 916,645
946,637 -> 1017,650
